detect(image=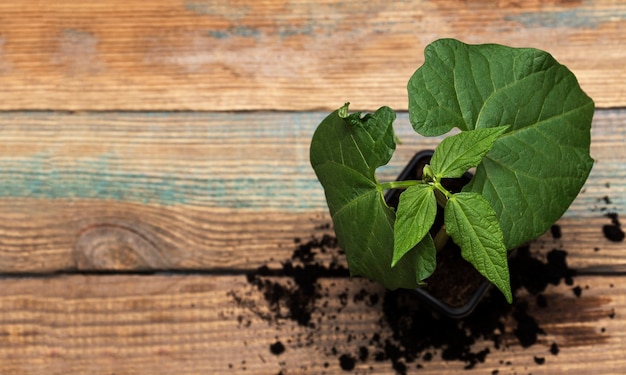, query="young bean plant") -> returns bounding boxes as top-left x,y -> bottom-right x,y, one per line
310,39 -> 594,302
